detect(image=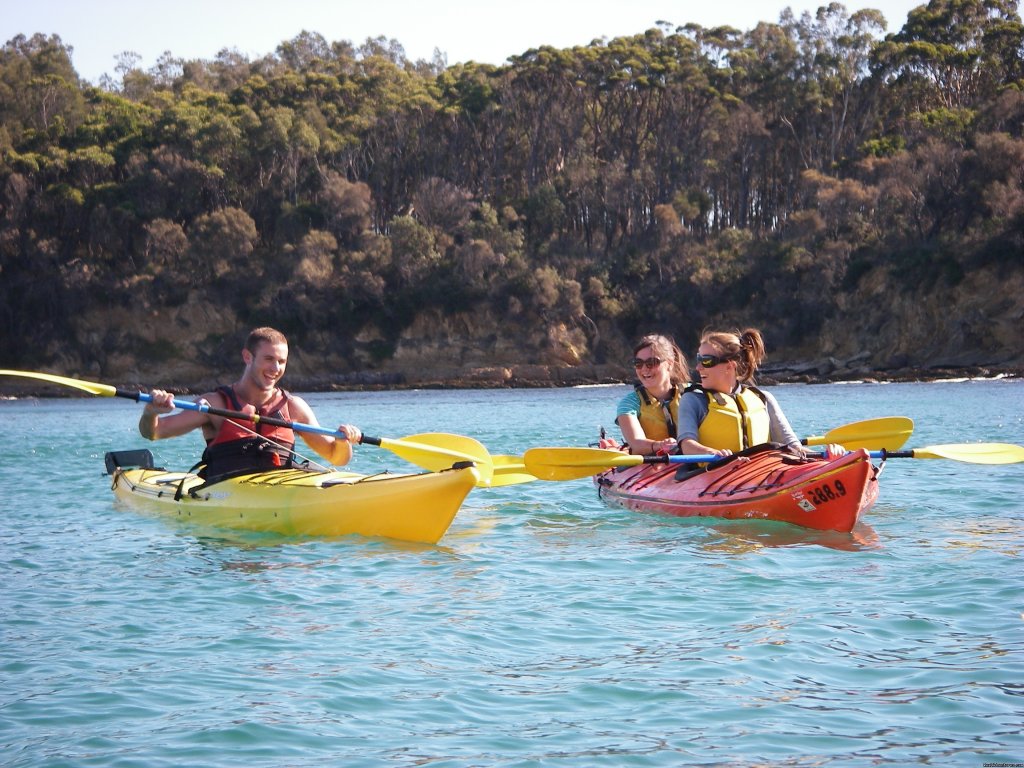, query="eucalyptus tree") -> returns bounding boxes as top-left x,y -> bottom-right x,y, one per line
876,0 -> 1023,111
782,3 -> 887,170
570,30 -> 710,248
859,0 -> 1024,274
642,27 -> 720,232
0,33 -> 84,141
502,45 -> 582,198
709,21 -> 800,232
341,46 -> 442,231
276,30 -> 333,71
179,48 -> 255,93
431,61 -> 504,195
